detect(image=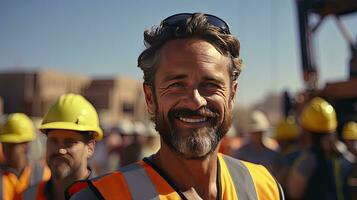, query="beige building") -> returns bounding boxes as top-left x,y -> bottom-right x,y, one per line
0,70 -> 90,117
0,70 -> 149,127
84,76 -> 149,127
